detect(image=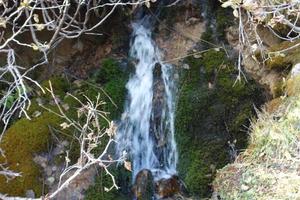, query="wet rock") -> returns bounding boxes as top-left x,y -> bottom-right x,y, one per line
155,176 -> 181,199
46,166 -> 52,176
151,64 -> 168,163
132,169 -> 154,200
154,63 -> 163,77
